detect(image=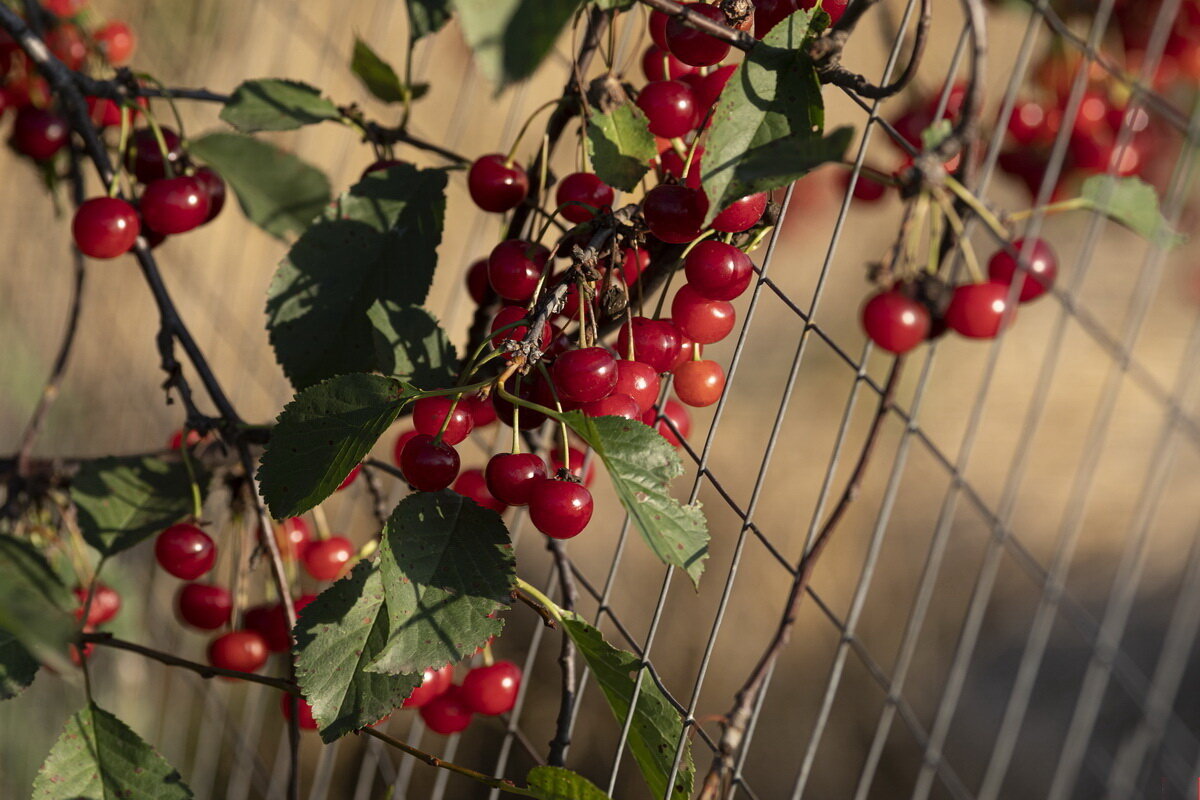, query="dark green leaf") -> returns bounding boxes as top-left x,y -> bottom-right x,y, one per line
351,38 -> 408,104
408,0 -> 453,39
454,0 -> 584,89
0,629 -> 38,700
589,0 -> 635,9
258,374 -> 415,519
562,412 -> 708,587
1079,175 -> 1184,247
700,127 -> 852,201
71,455 -> 206,558
219,79 -> 340,133
369,491 -> 514,675
368,301 -> 458,390
525,766 -> 613,800
0,535 -> 75,674
561,614 -> 692,800
294,560 -> 422,742
265,163 -> 447,388
33,702 -> 193,799
586,103 -> 657,192
189,132 -> 331,240
700,9 -> 826,224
